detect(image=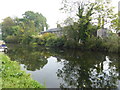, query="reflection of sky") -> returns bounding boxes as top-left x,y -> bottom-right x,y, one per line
21,56 -> 65,88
